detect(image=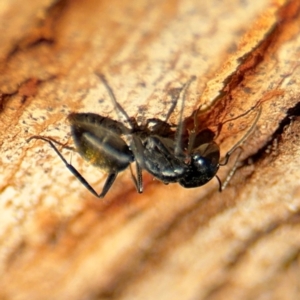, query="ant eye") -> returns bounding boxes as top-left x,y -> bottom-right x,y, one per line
192,142 -> 220,166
